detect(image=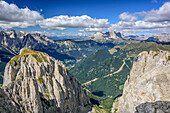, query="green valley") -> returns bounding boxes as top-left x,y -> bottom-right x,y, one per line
70,41 -> 170,112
